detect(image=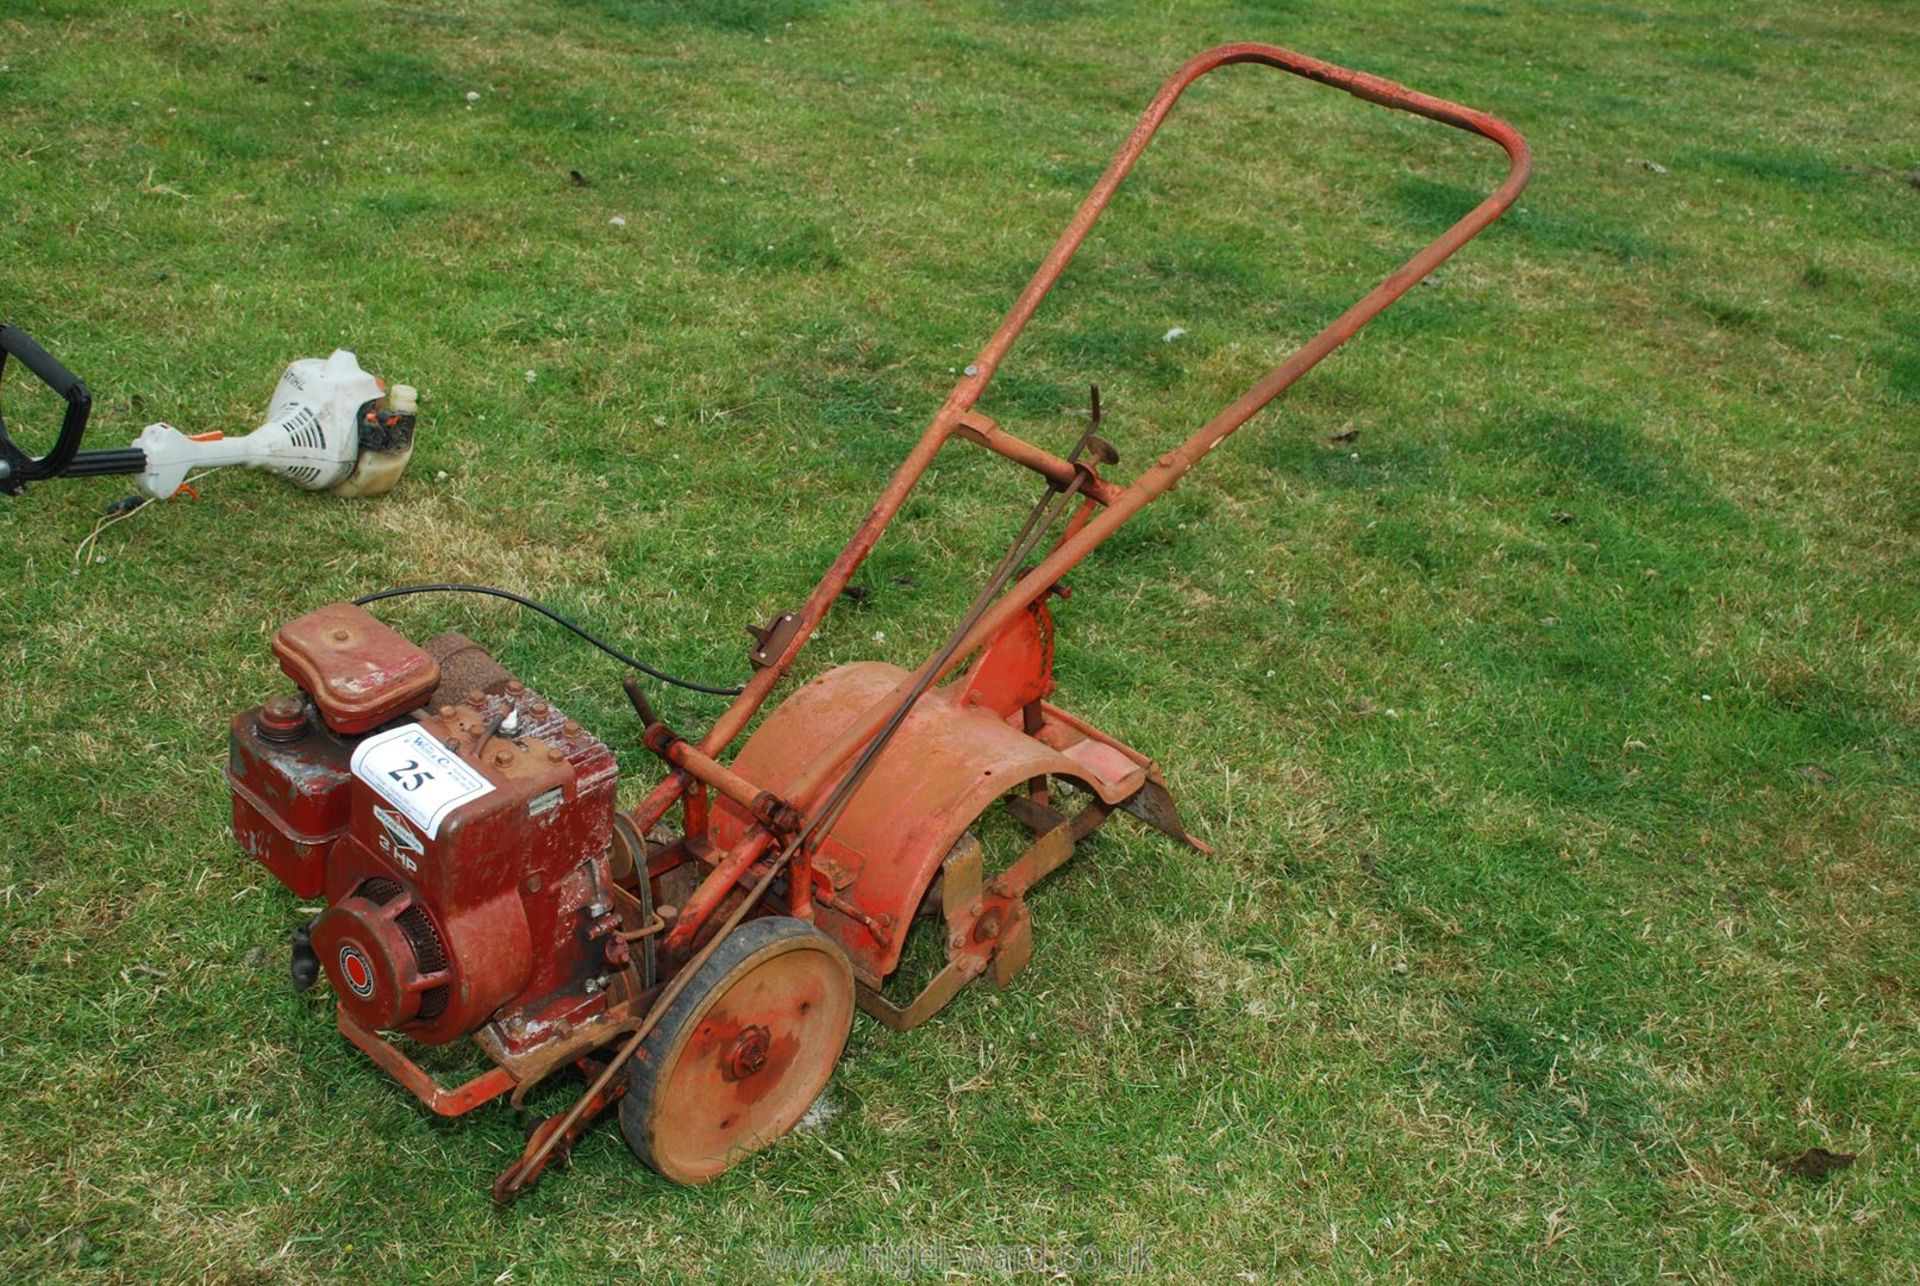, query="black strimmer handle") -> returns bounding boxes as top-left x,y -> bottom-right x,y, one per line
0,325 -> 150,493
0,324 -> 95,494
